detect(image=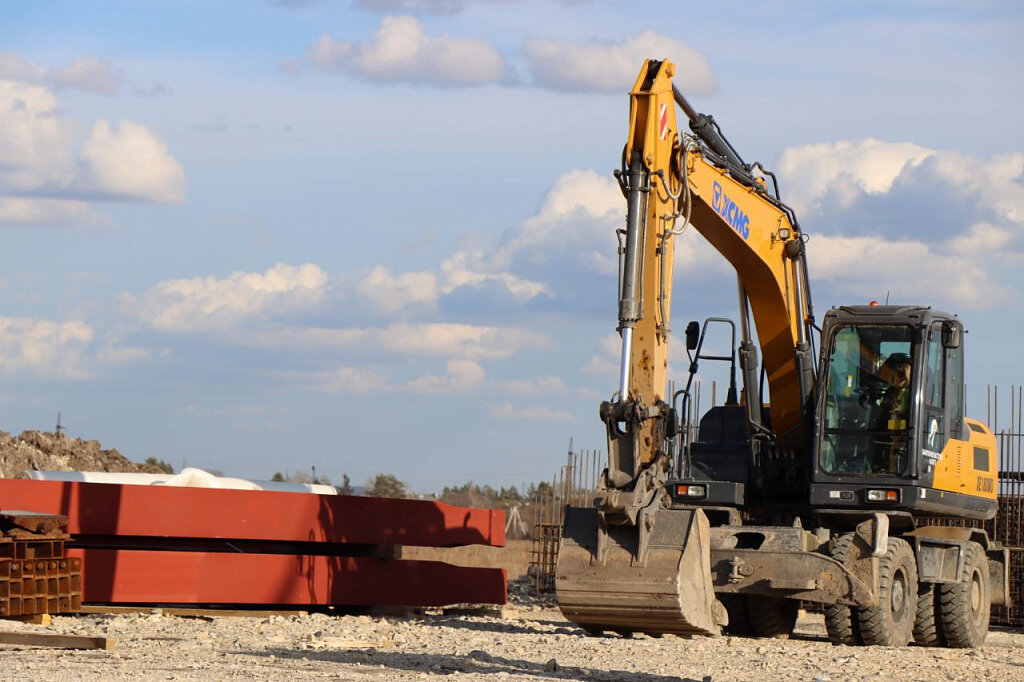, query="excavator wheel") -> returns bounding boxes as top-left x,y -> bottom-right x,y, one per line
824,533 -> 864,646
912,583 -> 945,647
857,537 -> 917,647
748,597 -> 799,639
937,541 -> 990,648
719,595 -> 753,637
